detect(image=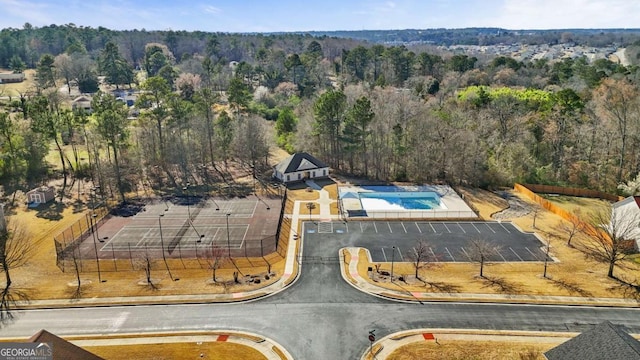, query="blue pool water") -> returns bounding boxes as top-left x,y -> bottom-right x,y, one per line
358,191 -> 441,210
